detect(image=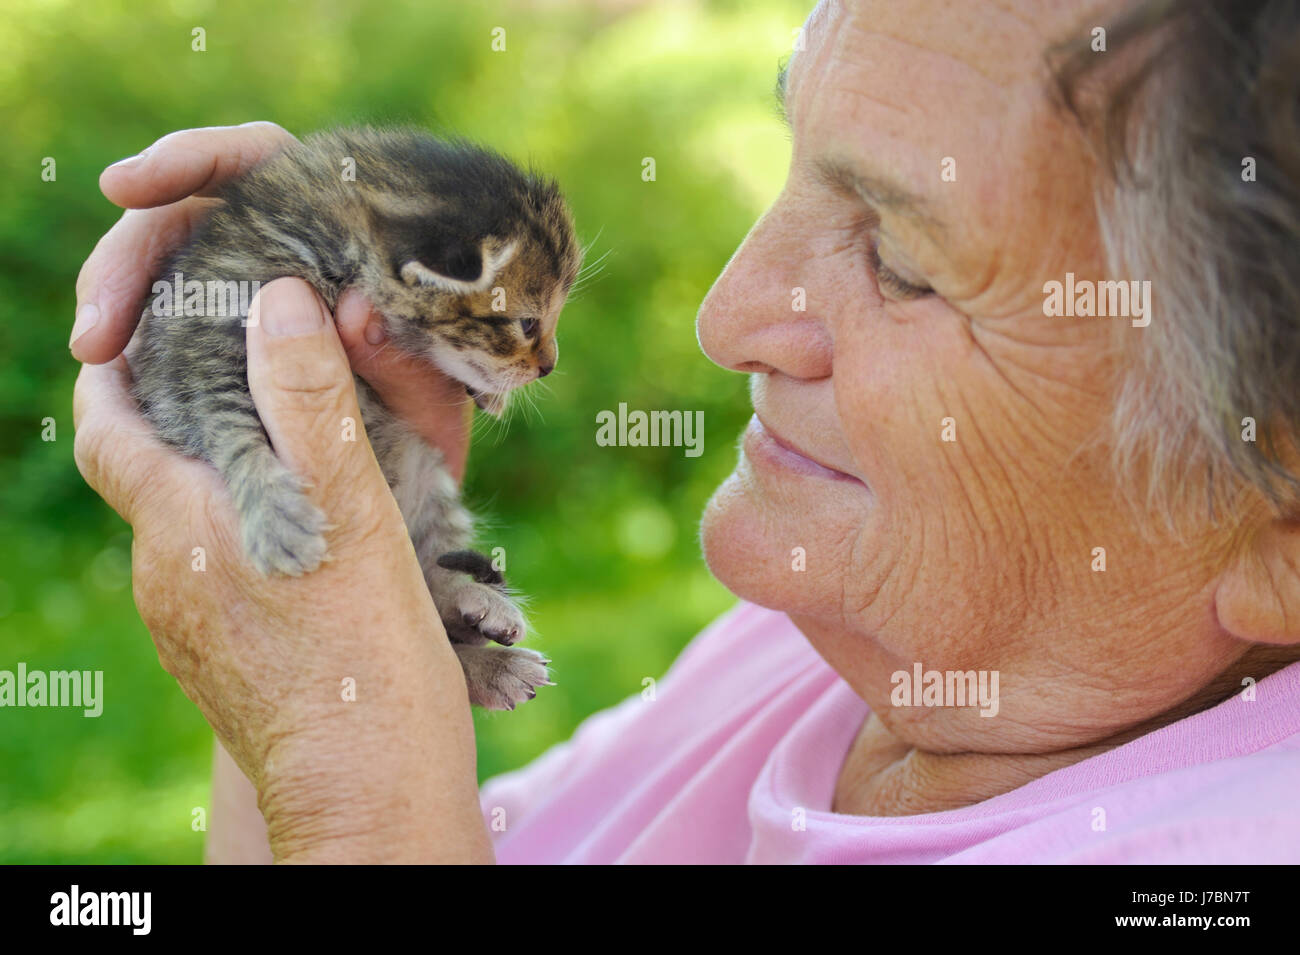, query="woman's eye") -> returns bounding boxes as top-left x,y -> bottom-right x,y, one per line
869,245 -> 934,301
520,318 -> 540,337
